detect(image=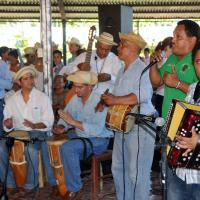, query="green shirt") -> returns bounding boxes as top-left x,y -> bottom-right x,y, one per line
159,53 -> 198,119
